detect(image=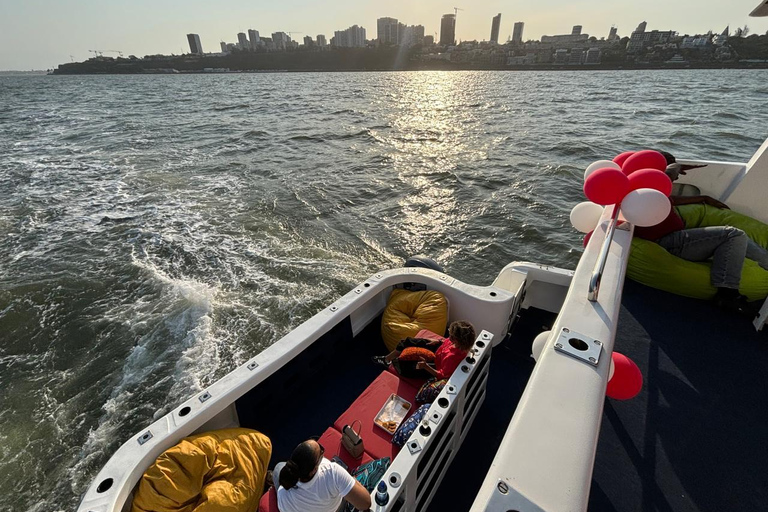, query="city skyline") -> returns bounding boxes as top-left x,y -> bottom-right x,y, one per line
1,0 -> 767,69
